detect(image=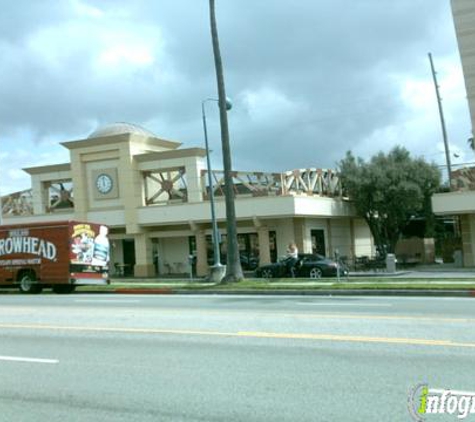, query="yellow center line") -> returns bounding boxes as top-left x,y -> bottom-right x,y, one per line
237,331 -> 470,347
1,323 -> 475,348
